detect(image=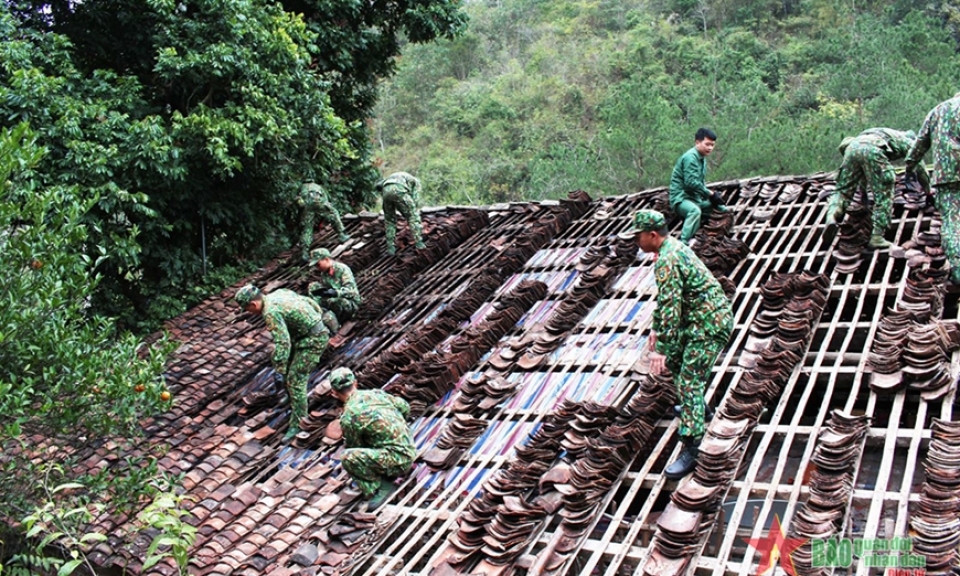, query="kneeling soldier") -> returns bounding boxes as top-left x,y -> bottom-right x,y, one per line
329,368 -> 416,508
